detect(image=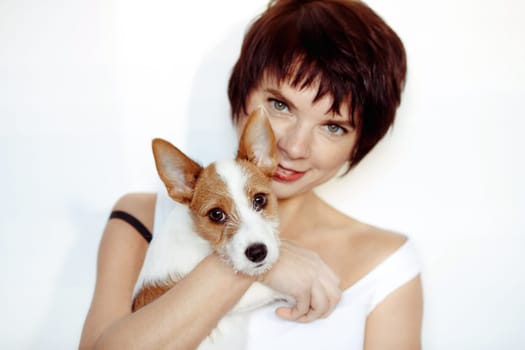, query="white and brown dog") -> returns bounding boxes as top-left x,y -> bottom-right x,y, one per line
132,108 -> 289,349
